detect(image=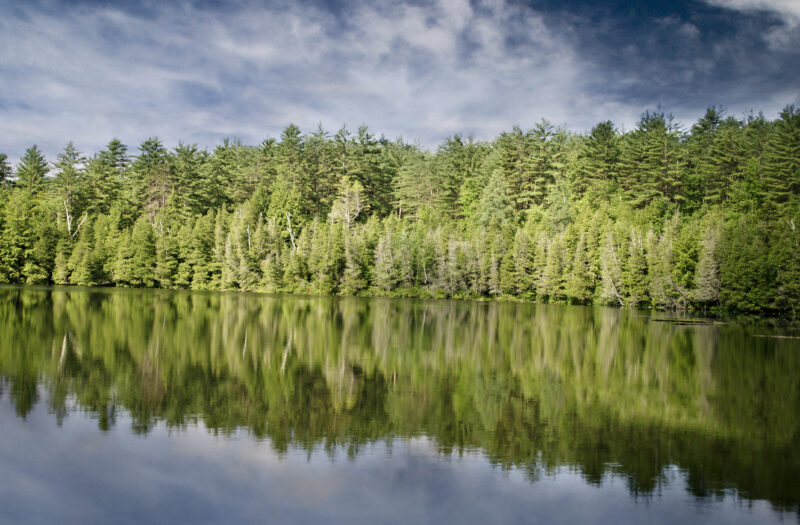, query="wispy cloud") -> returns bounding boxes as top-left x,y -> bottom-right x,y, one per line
703,0 -> 800,20
702,0 -> 800,49
0,0 -> 797,164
